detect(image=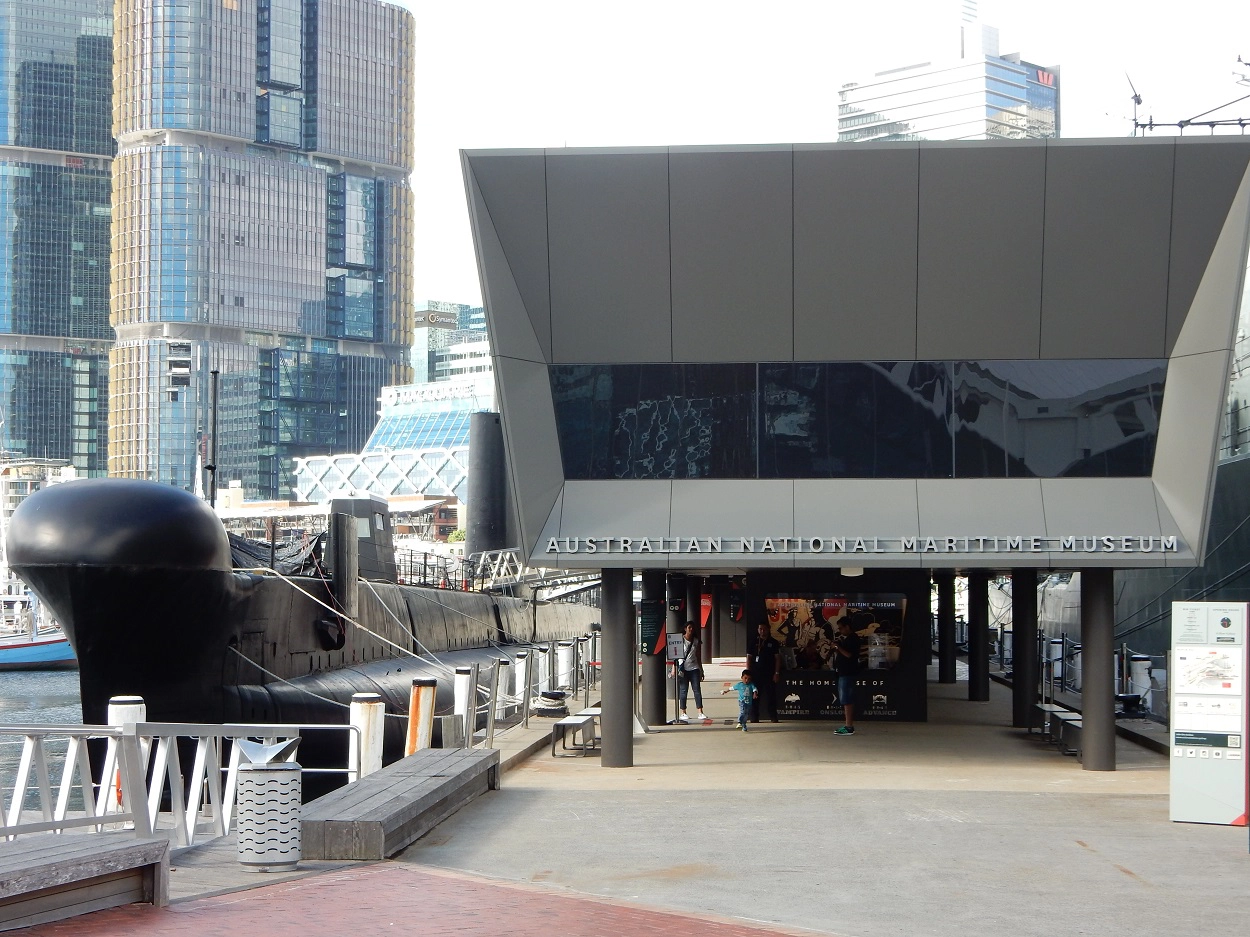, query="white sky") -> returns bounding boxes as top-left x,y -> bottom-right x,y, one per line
396,0 -> 1249,306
